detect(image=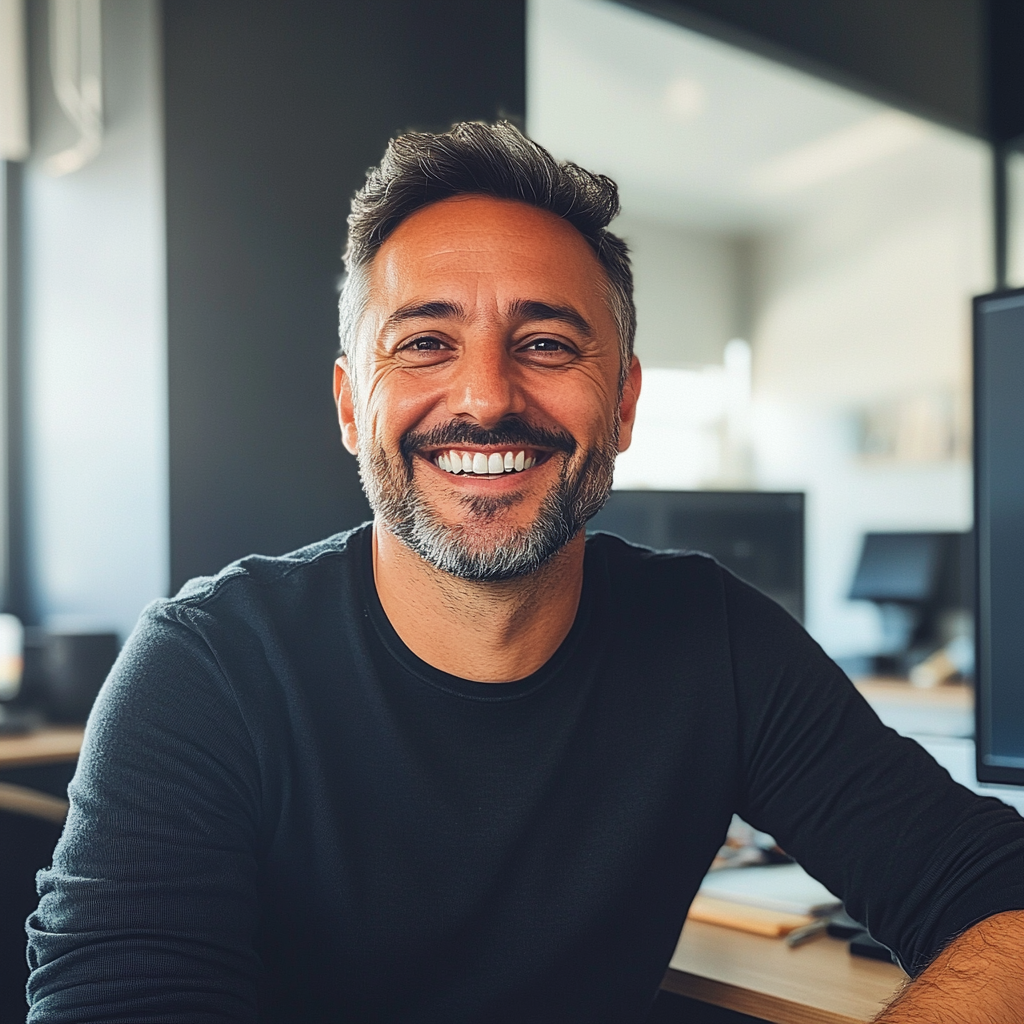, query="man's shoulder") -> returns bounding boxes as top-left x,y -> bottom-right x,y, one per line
584,529 -> 734,615
585,529 -> 722,578
152,522 -> 372,624
585,528 -> 790,625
